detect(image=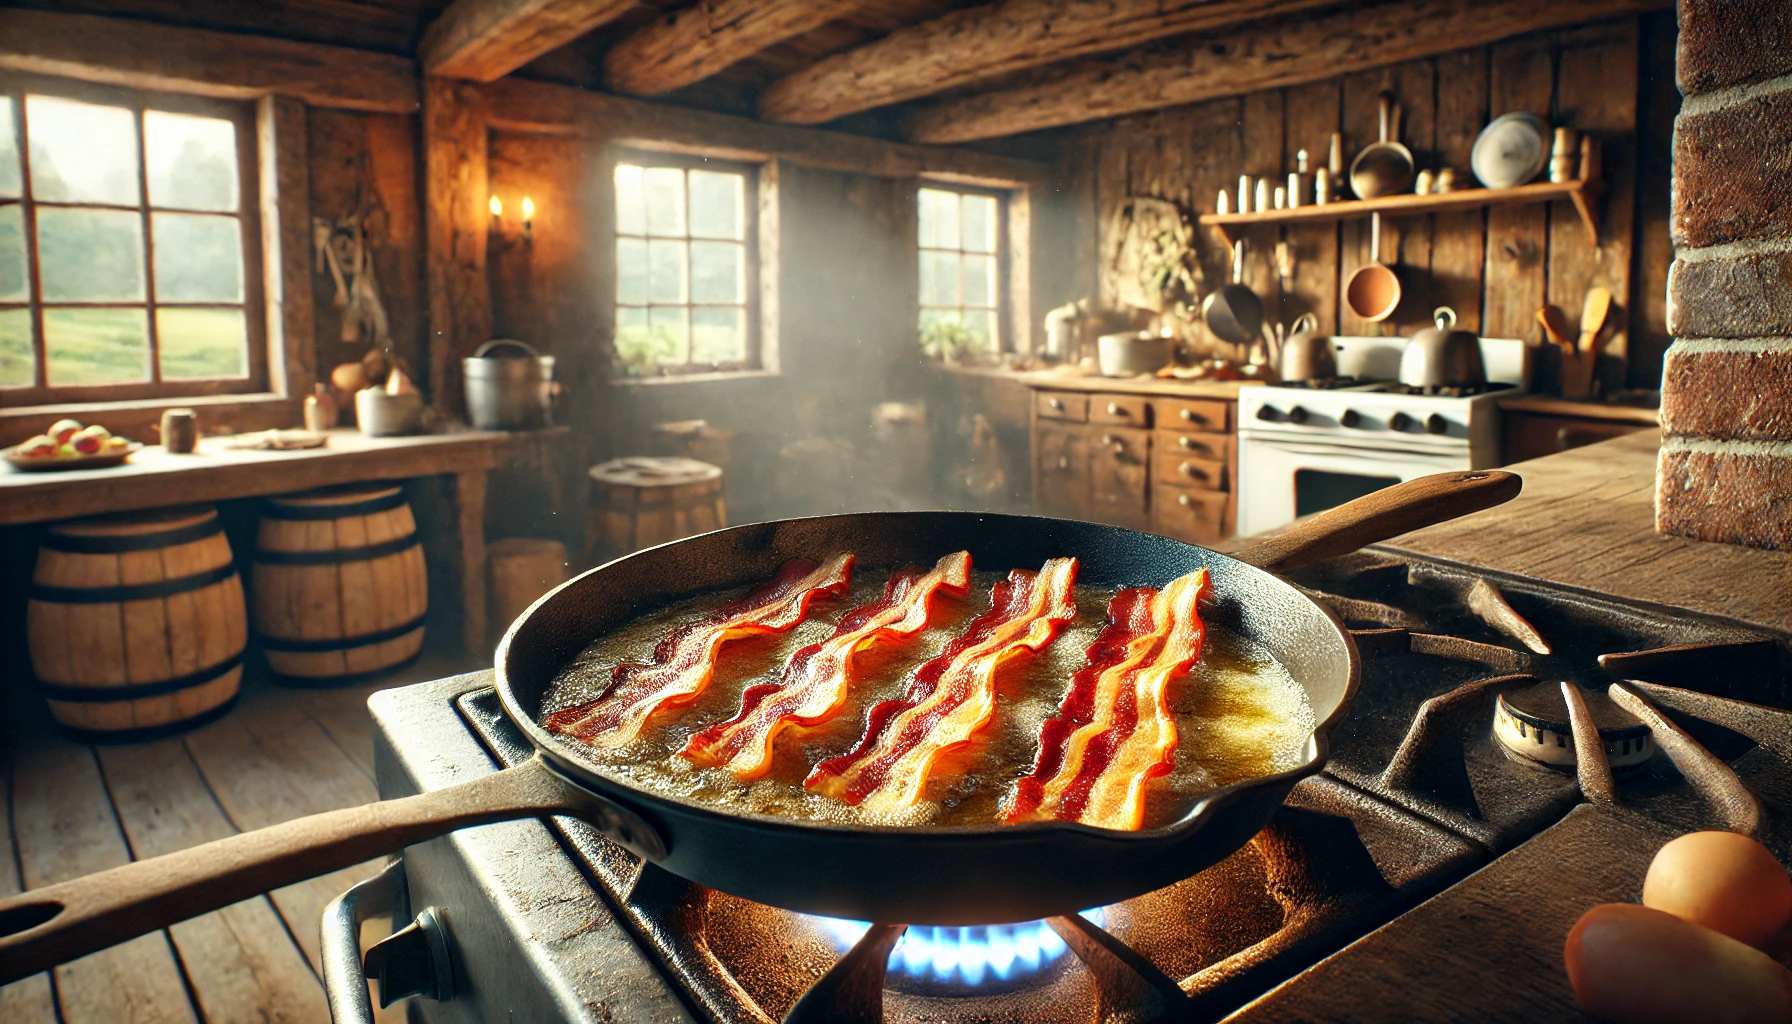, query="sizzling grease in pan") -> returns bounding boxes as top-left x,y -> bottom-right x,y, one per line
540,568 -> 1315,829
